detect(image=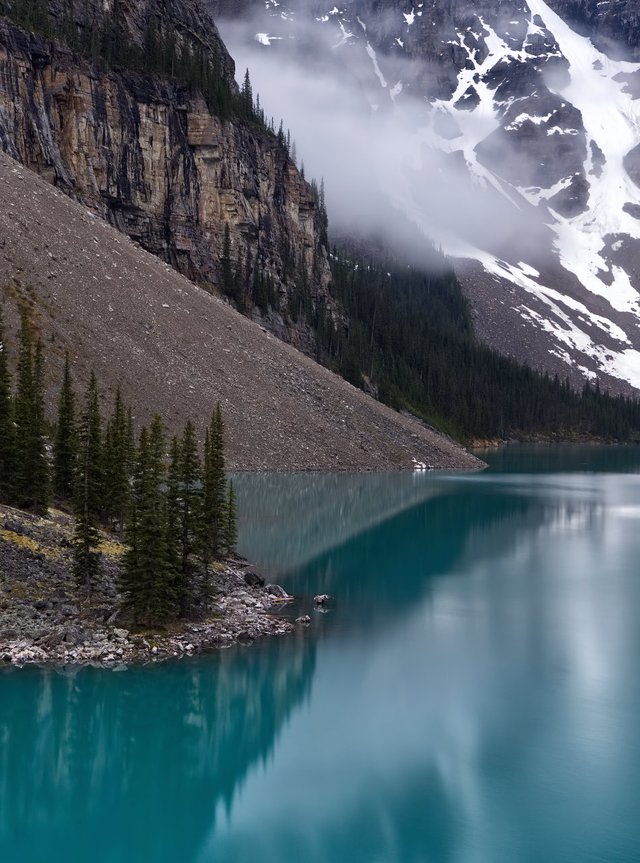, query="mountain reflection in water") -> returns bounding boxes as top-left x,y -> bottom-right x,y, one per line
1,447 -> 640,863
